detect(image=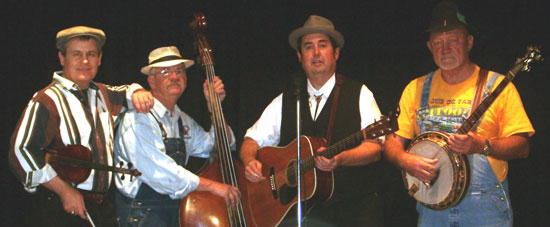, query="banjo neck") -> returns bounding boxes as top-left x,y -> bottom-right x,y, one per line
456,46 -> 542,135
